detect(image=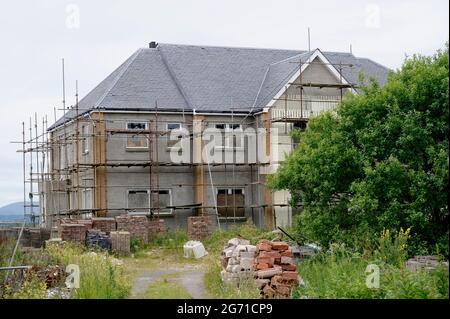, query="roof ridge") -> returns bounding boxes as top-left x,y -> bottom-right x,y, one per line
157,46 -> 193,110
93,48 -> 143,108
154,42 -> 303,52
